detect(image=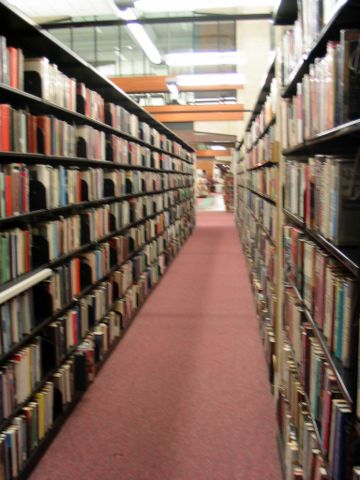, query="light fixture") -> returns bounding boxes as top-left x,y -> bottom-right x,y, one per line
134,0 -> 277,12
211,145 -> 227,151
117,8 -> 162,64
165,51 -> 246,67
167,83 -> 179,96
176,73 -> 245,87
